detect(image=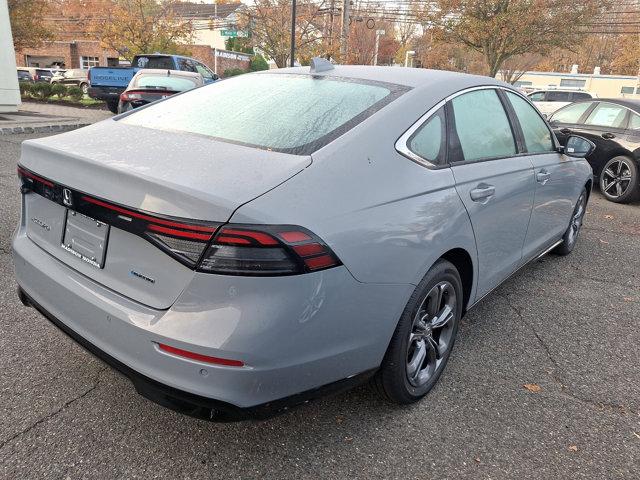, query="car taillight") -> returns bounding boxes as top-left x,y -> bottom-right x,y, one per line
120,91 -> 143,102
197,225 -> 342,276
